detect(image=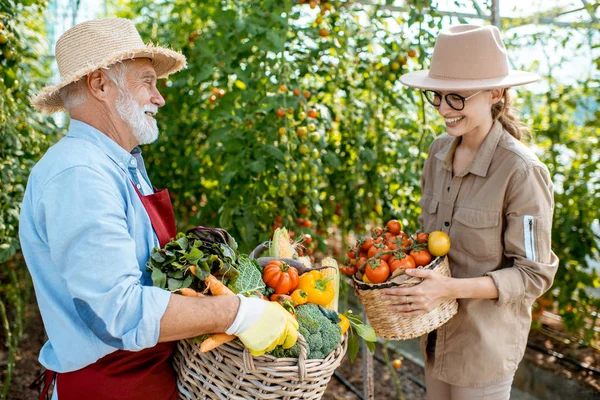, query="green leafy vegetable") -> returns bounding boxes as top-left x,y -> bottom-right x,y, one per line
228,255 -> 266,295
